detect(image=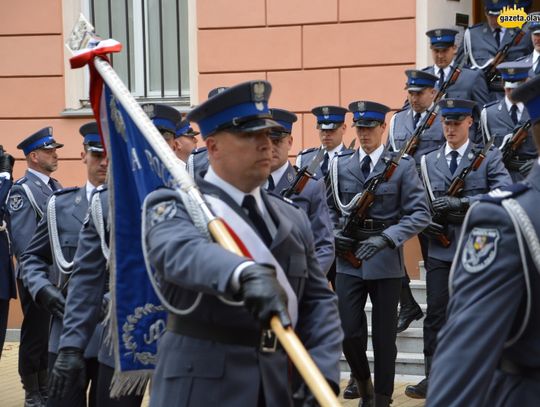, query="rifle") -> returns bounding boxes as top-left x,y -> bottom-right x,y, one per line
340,148 -> 402,268
483,28 -> 526,84
500,120 -> 532,165
282,147 -> 325,198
